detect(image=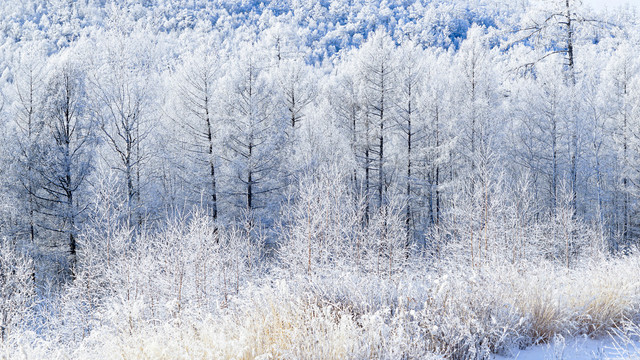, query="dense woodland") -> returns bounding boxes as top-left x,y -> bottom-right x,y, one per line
2,0 -> 640,359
